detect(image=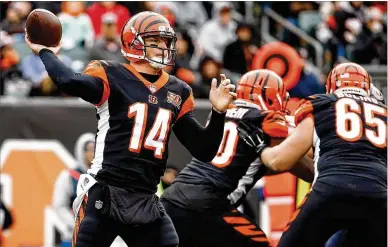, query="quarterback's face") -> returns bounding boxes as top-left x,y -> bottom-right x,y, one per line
144,36 -> 170,59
